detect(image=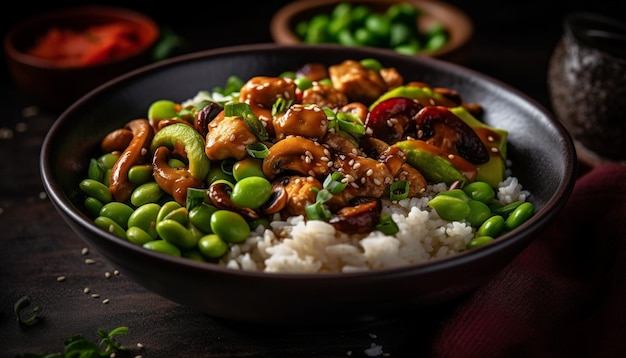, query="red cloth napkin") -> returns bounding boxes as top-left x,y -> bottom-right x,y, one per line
432,163 -> 626,358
